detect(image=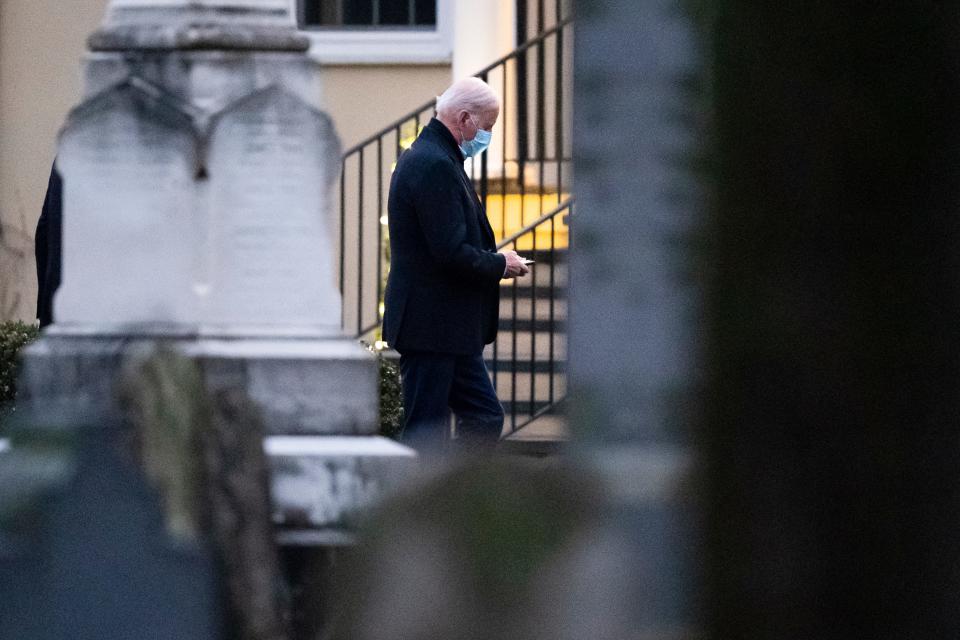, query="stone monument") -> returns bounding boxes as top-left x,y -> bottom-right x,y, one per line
1,2 -> 414,635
